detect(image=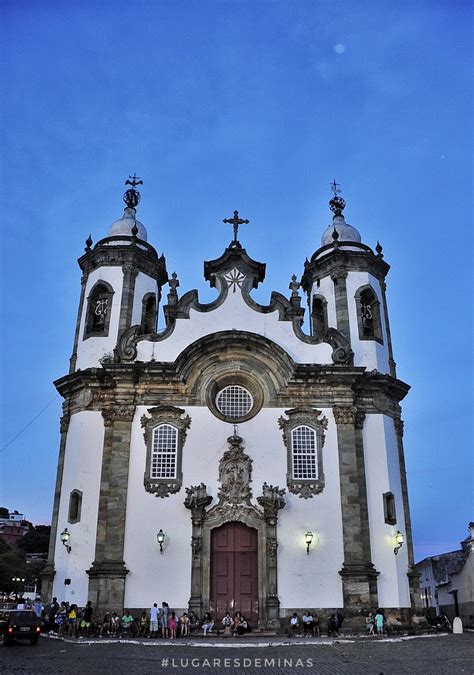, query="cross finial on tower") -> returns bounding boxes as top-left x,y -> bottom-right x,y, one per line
223,210 -> 250,243
123,174 -> 143,209
329,179 -> 346,217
